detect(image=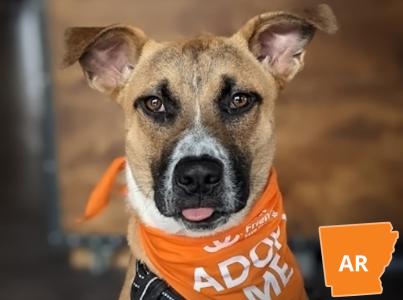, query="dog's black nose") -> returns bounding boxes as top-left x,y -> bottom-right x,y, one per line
174,156 -> 223,195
